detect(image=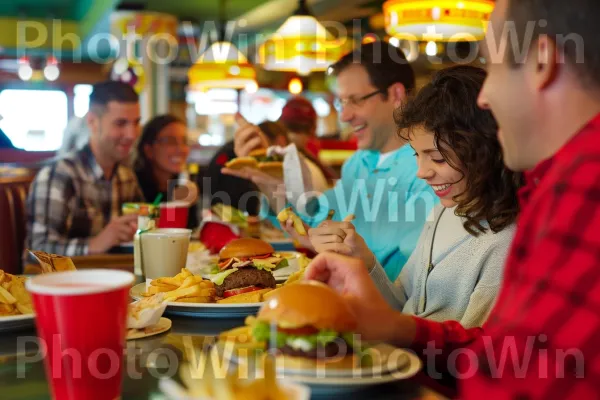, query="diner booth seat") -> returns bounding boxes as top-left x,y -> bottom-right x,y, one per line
0,174 -> 34,274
